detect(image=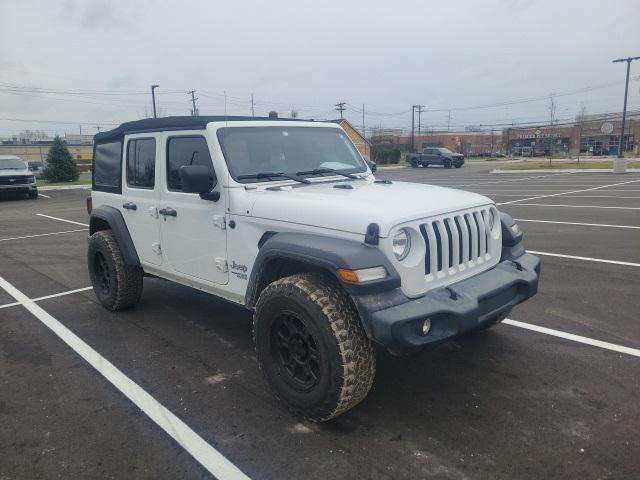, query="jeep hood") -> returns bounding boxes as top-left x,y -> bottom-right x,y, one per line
244,179 -> 493,237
